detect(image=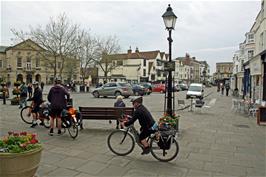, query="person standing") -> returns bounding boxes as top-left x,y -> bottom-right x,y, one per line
28,83 -> 33,98
19,82 -> 28,108
48,78 -> 70,136
220,83 -> 224,96
225,83 -> 230,96
40,82 -> 45,91
28,82 -> 43,128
